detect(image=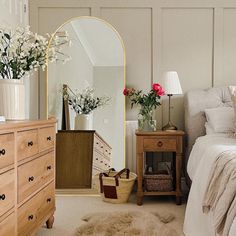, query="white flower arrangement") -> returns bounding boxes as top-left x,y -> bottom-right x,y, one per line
0,26 -> 71,80
64,86 -> 110,115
